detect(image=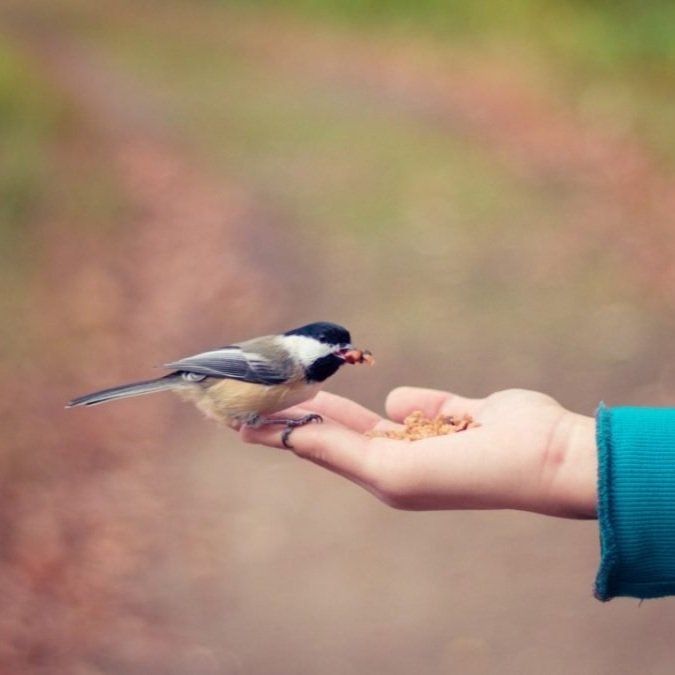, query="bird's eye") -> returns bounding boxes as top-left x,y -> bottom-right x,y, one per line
318,332 -> 327,342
